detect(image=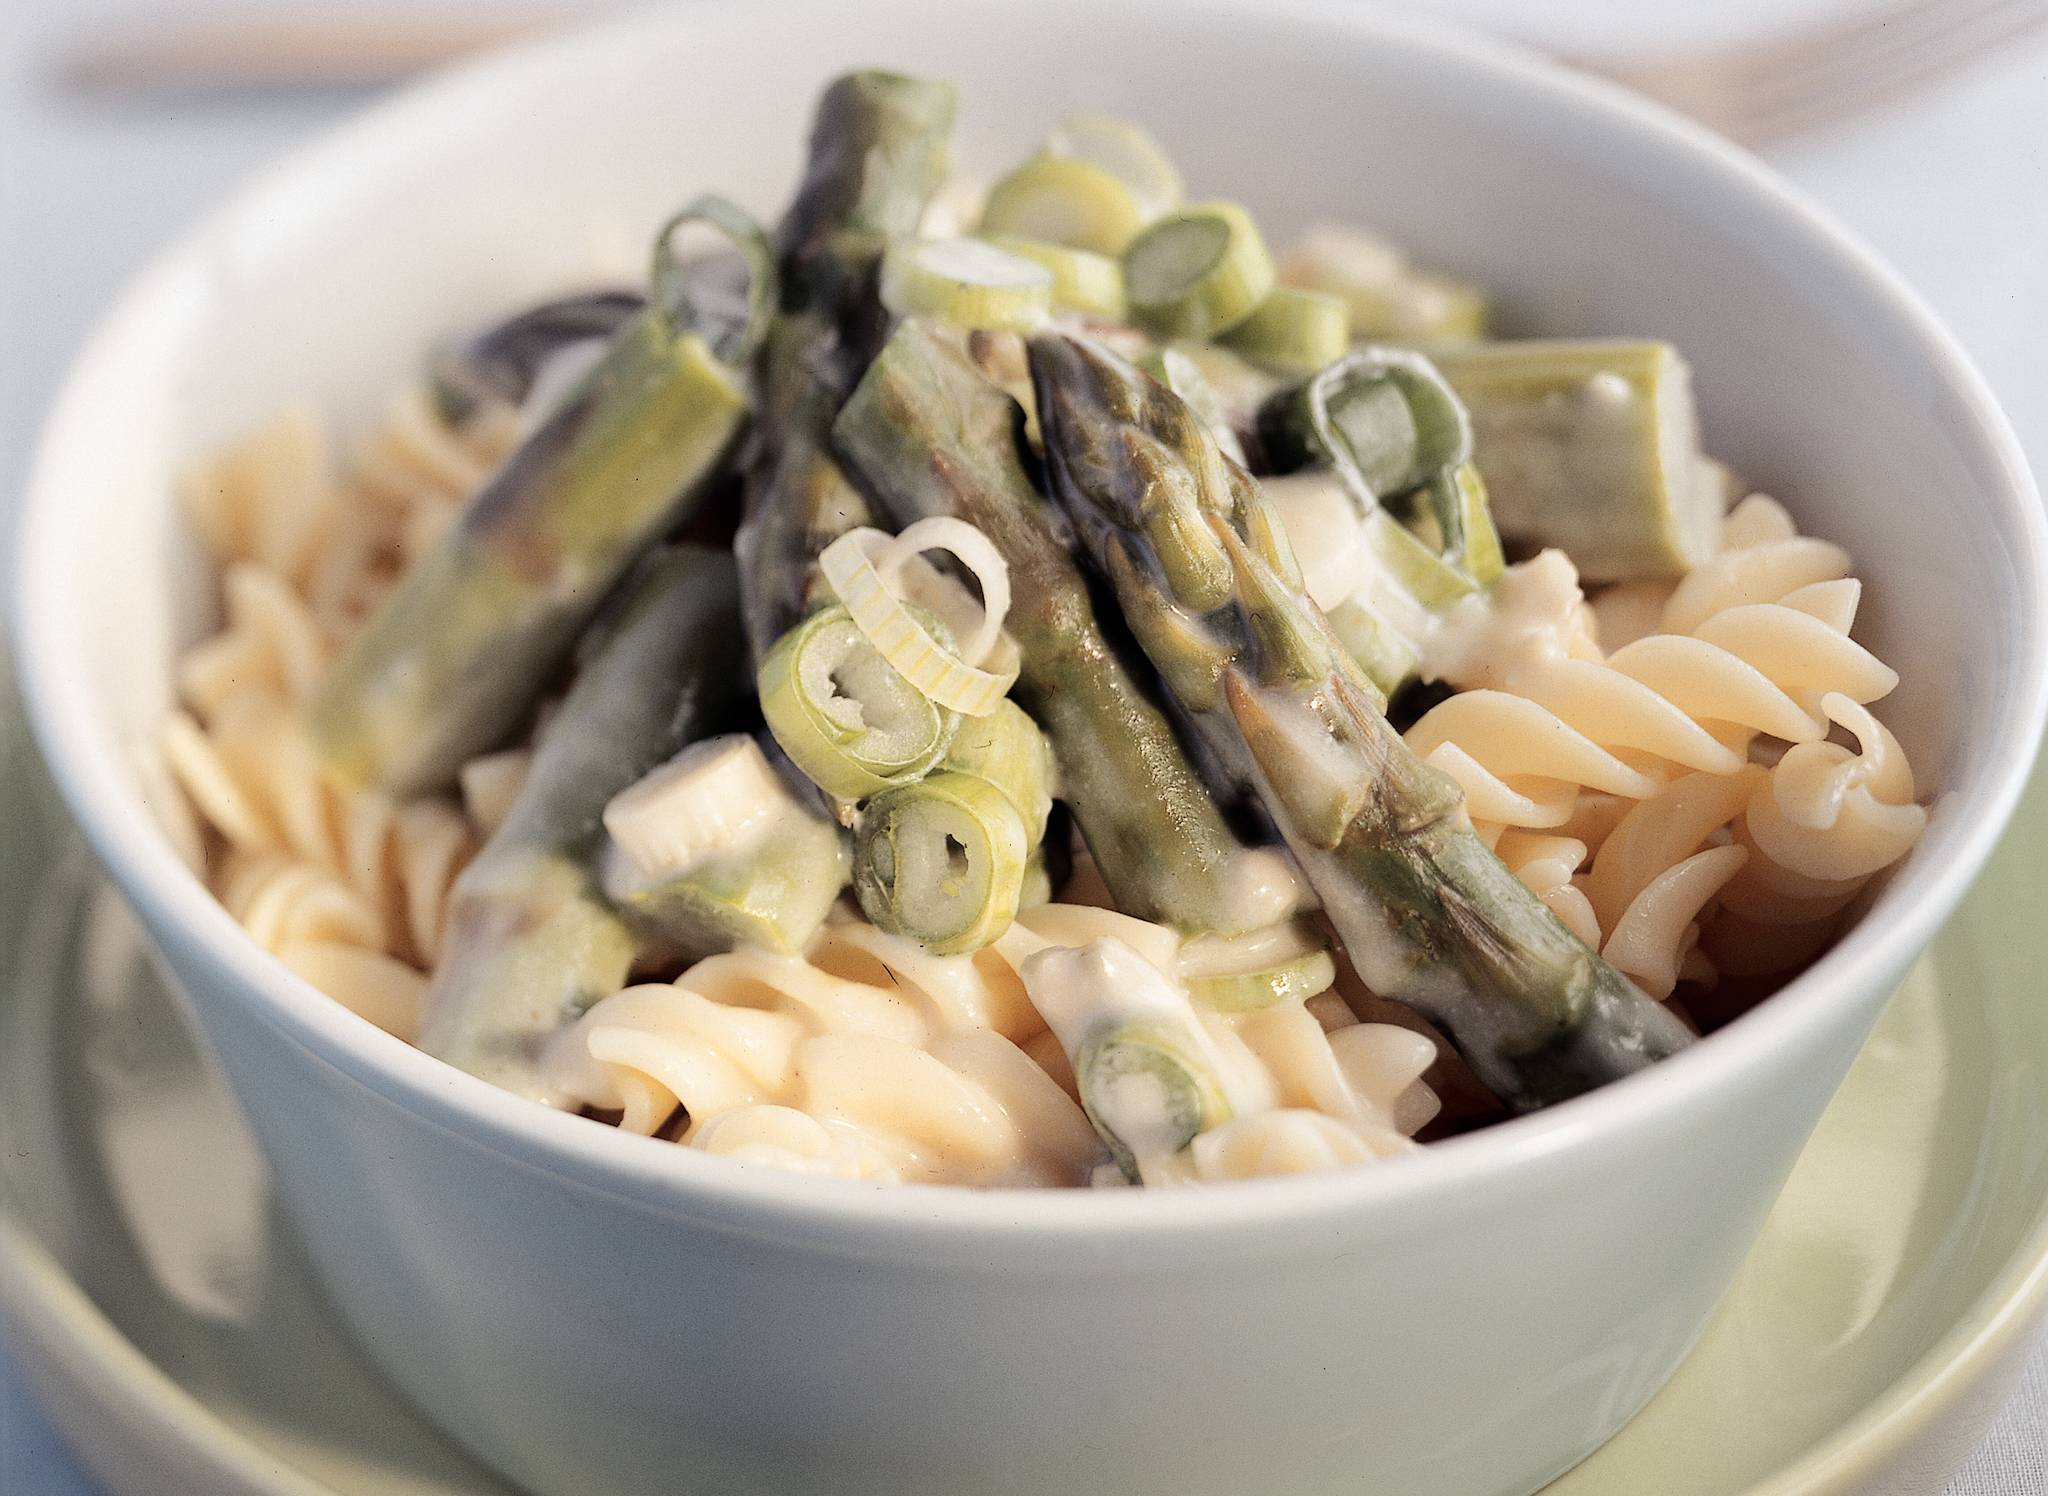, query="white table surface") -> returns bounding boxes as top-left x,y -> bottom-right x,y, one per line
1,2 -> 2043,1491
